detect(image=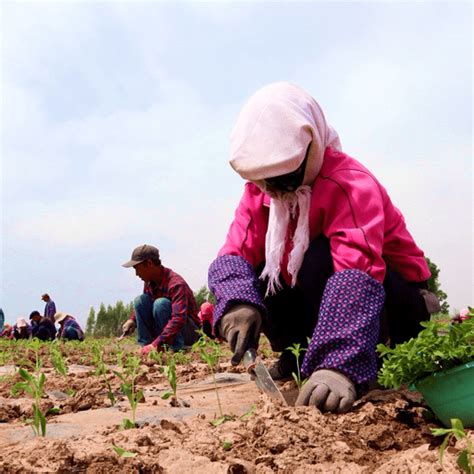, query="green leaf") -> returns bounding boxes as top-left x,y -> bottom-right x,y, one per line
438,434 -> 451,465
11,382 -> 28,397
121,383 -> 132,398
111,444 -> 137,458
38,373 -> 46,394
32,404 -> 41,433
451,418 -> 465,433
121,418 -> 136,430
210,416 -> 227,427
161,391 -> 173,400
431,427 -> 451,436
457,450 -> 471,474
32,403 -> 46,436
135,390 -> 144,404
107,391 -> 116,405
46,407 -> 61,415
18,368 -> 32,382
210,414 -> 234,427
240,404 -> 256,421
39,410 -> 46,436
113,370 -> 126,383
222,440 -> 233,451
